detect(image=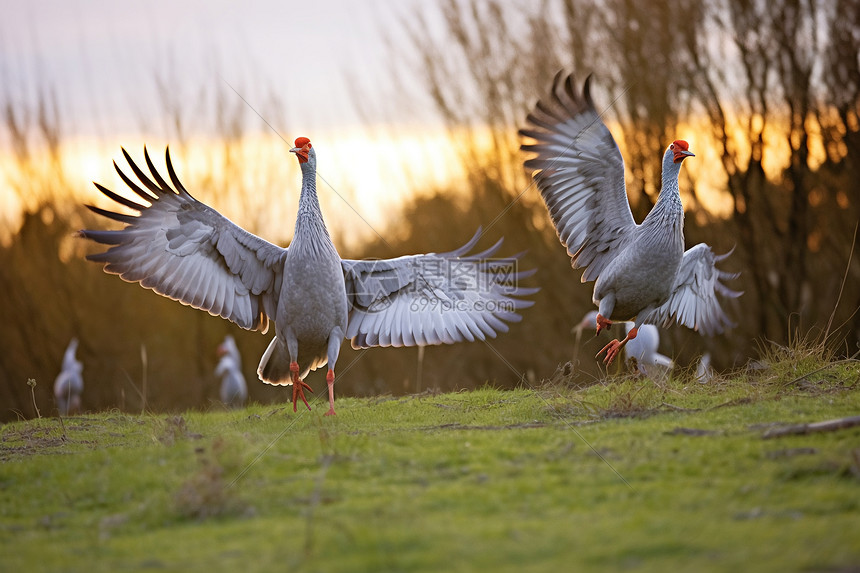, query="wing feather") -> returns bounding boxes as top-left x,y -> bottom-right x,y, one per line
342,229 -> 537,349
92,182 -> 147,211
80,147 -> 287,332
640,244 -> 742,336
521,72 -> 637,280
